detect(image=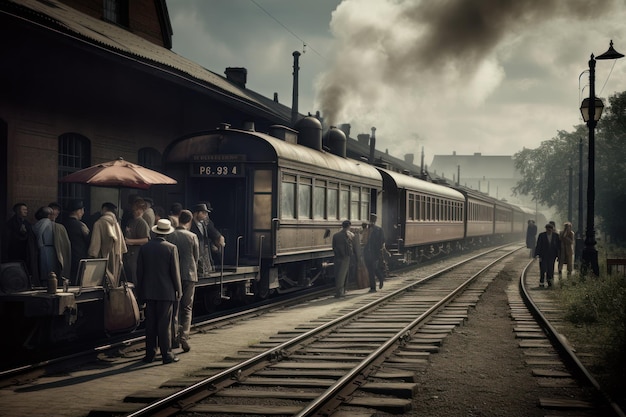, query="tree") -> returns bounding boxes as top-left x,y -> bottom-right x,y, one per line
513,91 -> 626,244
512,127 -> 587,229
